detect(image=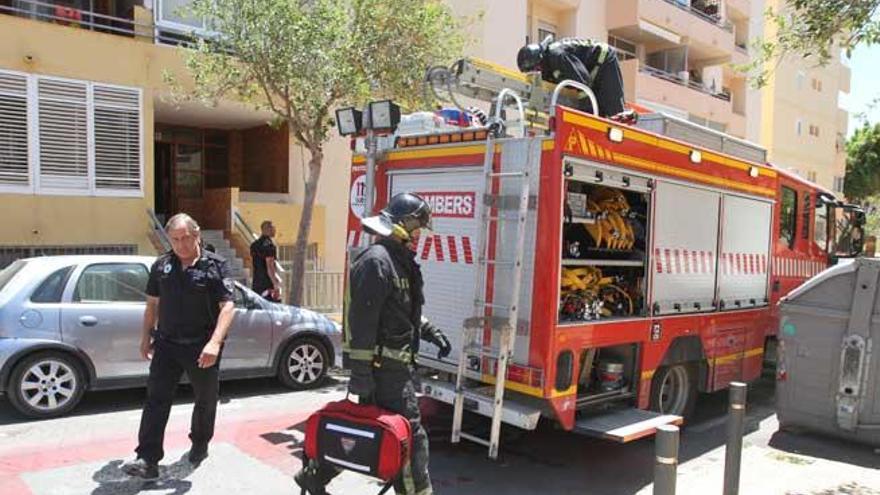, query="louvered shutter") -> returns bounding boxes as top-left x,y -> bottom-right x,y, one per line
93,85 -> 141,192
37,78 -> 89,191
0,71 -> 30,188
